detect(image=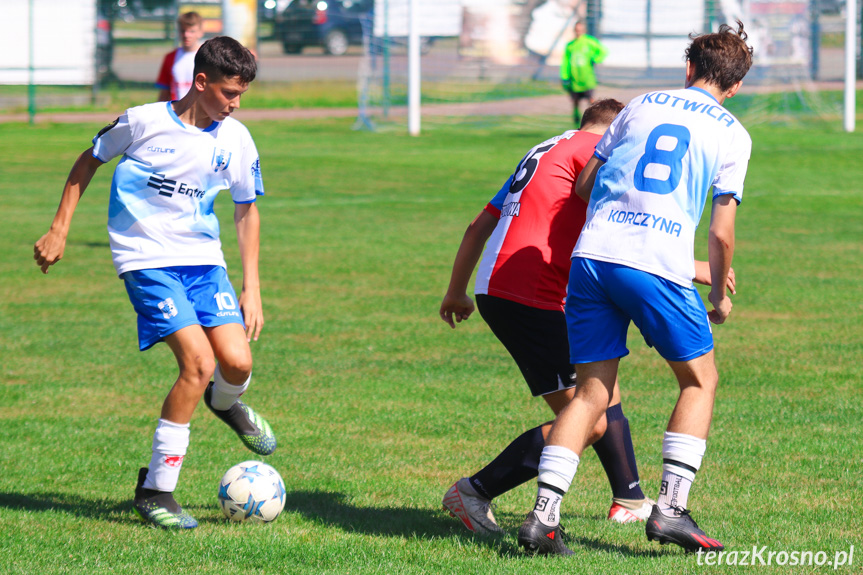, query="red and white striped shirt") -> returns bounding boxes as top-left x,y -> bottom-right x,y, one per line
155,47 -> 197,101
475,130 -> 601,311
